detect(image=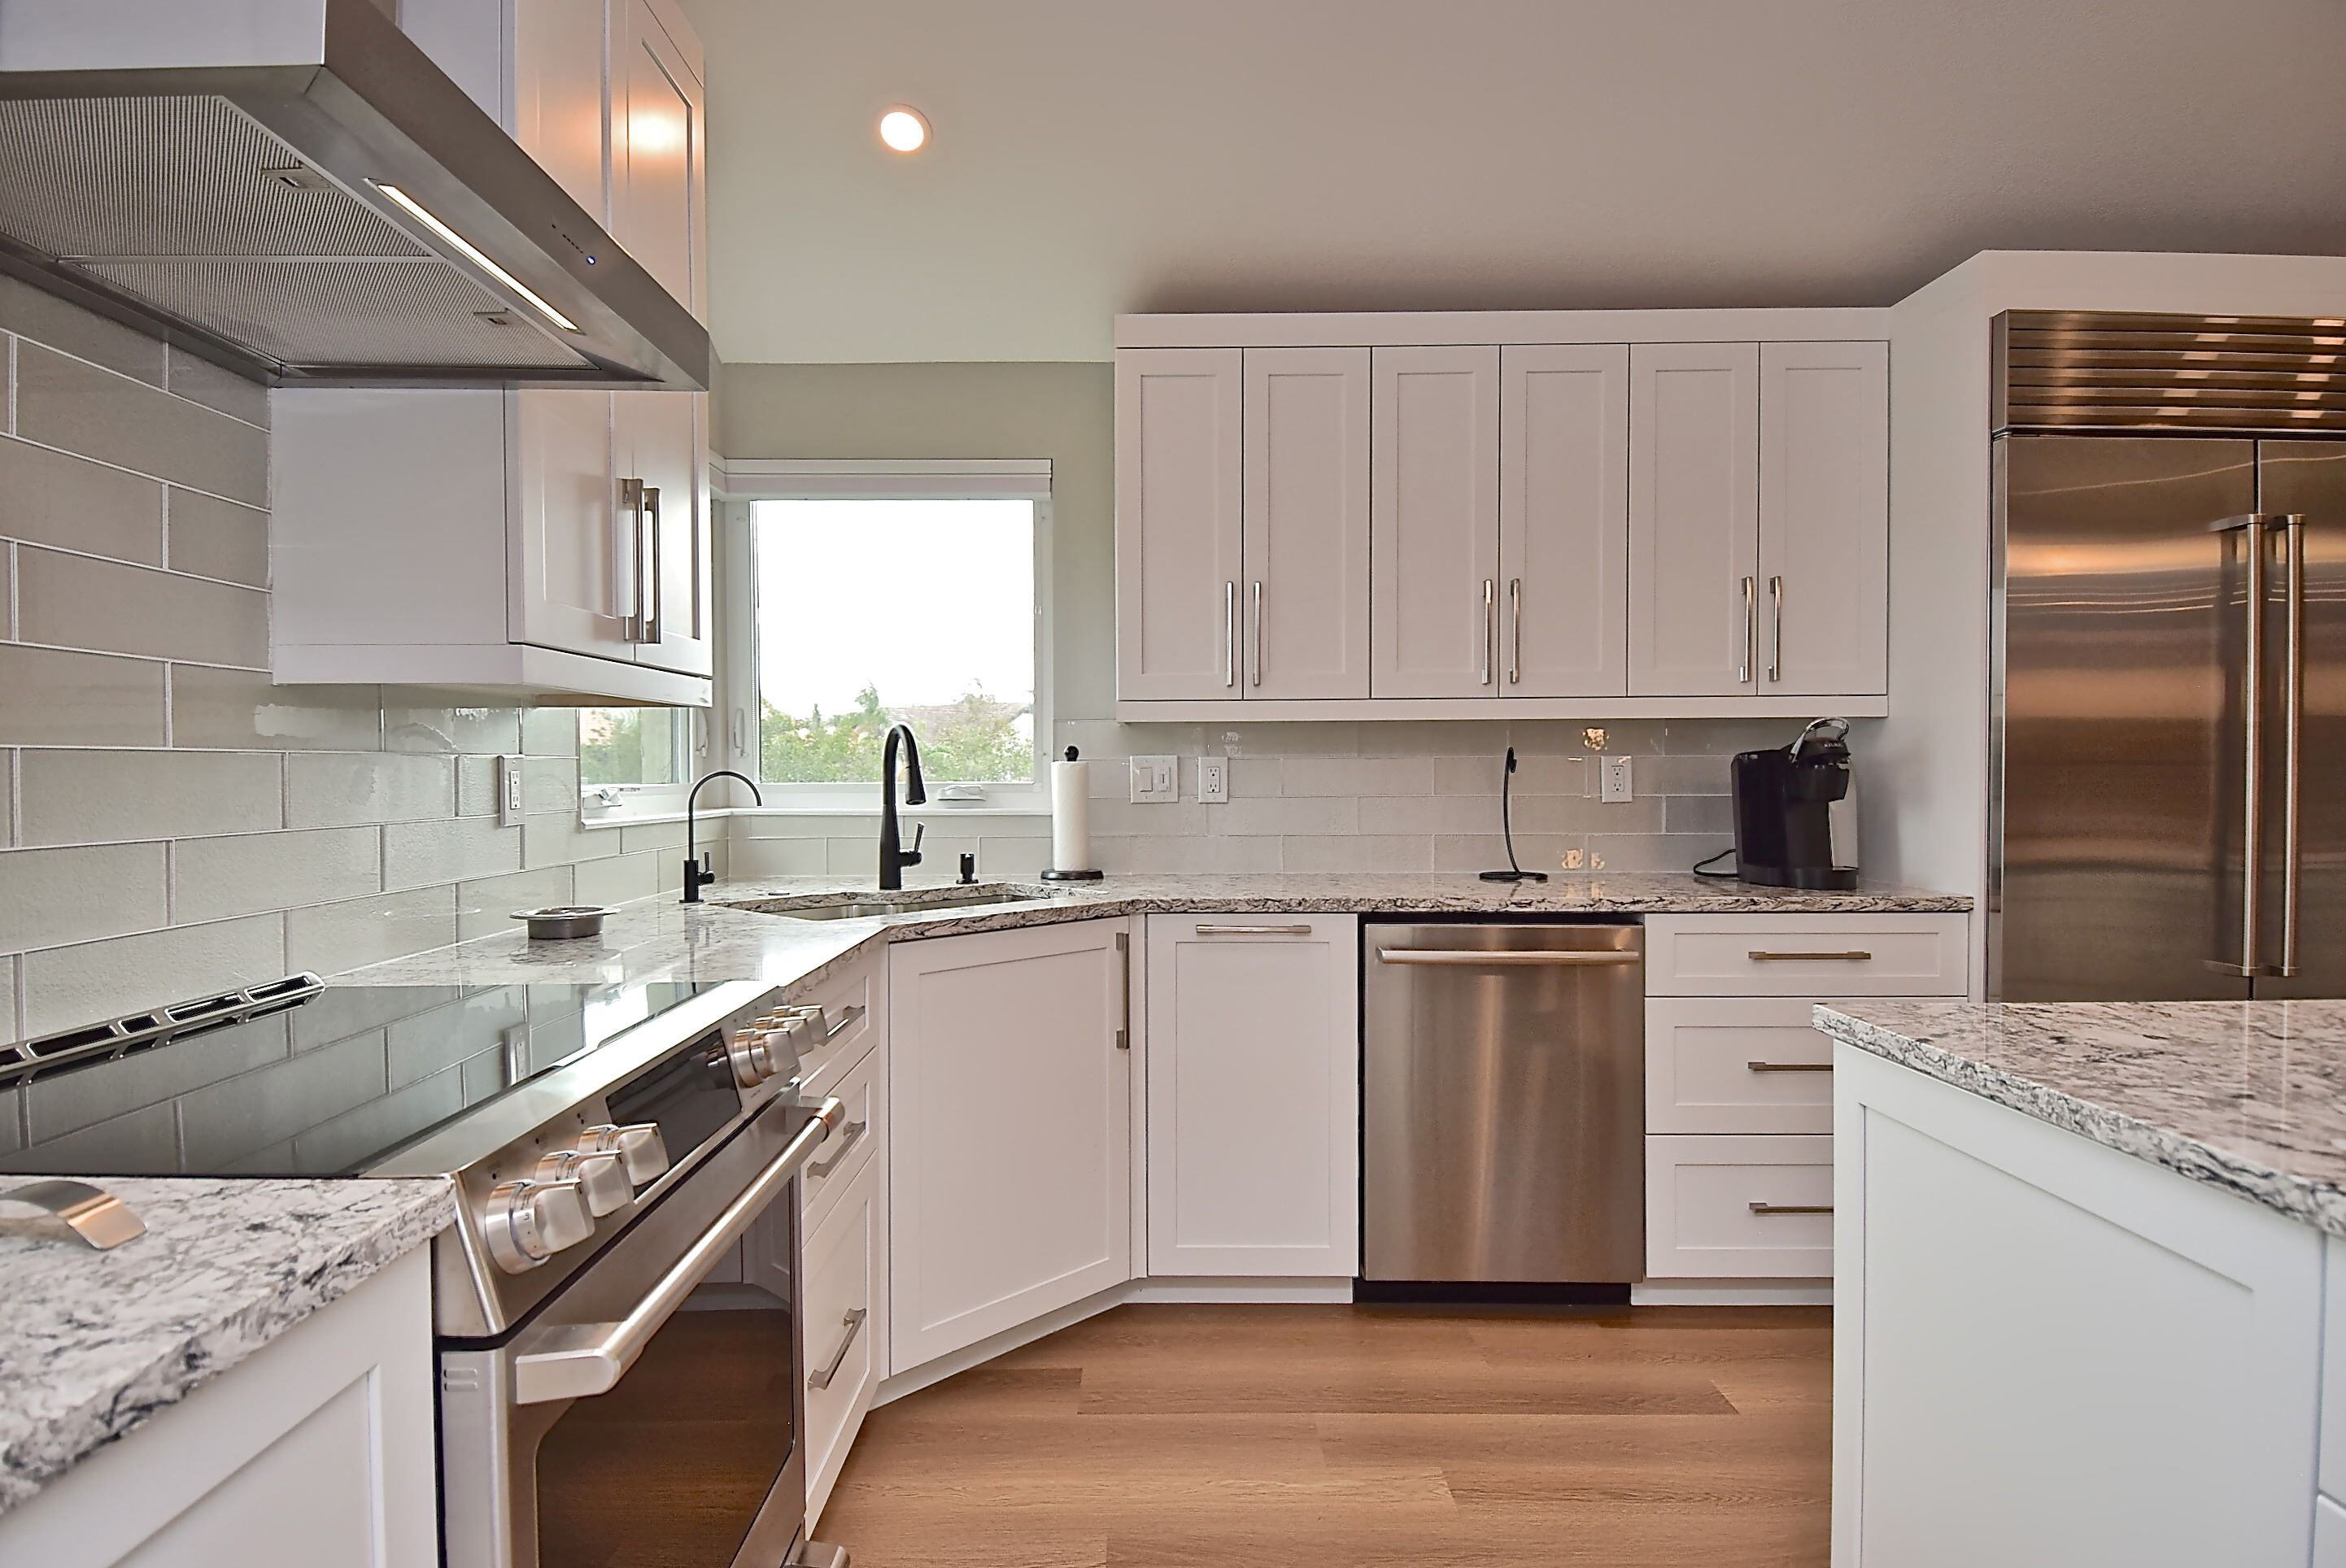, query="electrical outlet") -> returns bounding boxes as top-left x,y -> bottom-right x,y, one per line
1130,755 -> 1180,804
1599,754 -> 1634,804
1197,756 -> 1228,804
496,755 -> 525,825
